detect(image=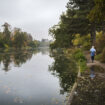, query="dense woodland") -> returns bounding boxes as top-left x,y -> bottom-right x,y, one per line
0,23 -> 51,49
49,0 -> 105,62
